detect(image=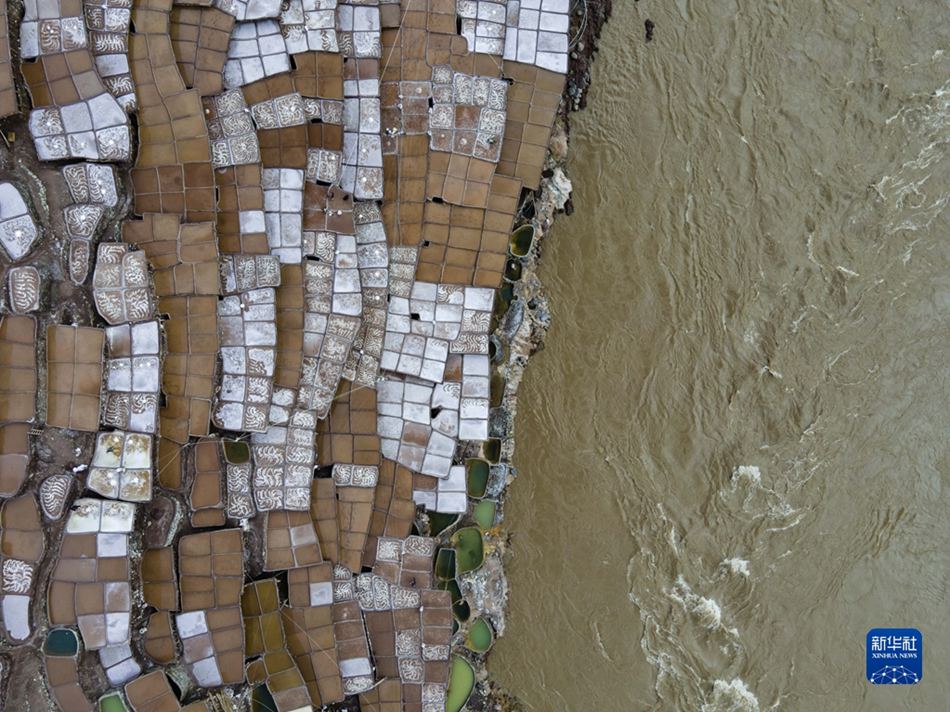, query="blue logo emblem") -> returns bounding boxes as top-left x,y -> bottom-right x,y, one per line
867,628 -> 922,684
